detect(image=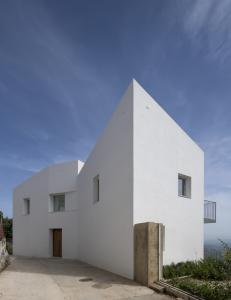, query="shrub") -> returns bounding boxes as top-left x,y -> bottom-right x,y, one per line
164,257 -> 231,281
170,278 -> 231,300
219,240 -> 231,264
192,257 -> 230,281
163,241 -> 231,299
6,242 -> 12,255
163,261 -> 197,279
